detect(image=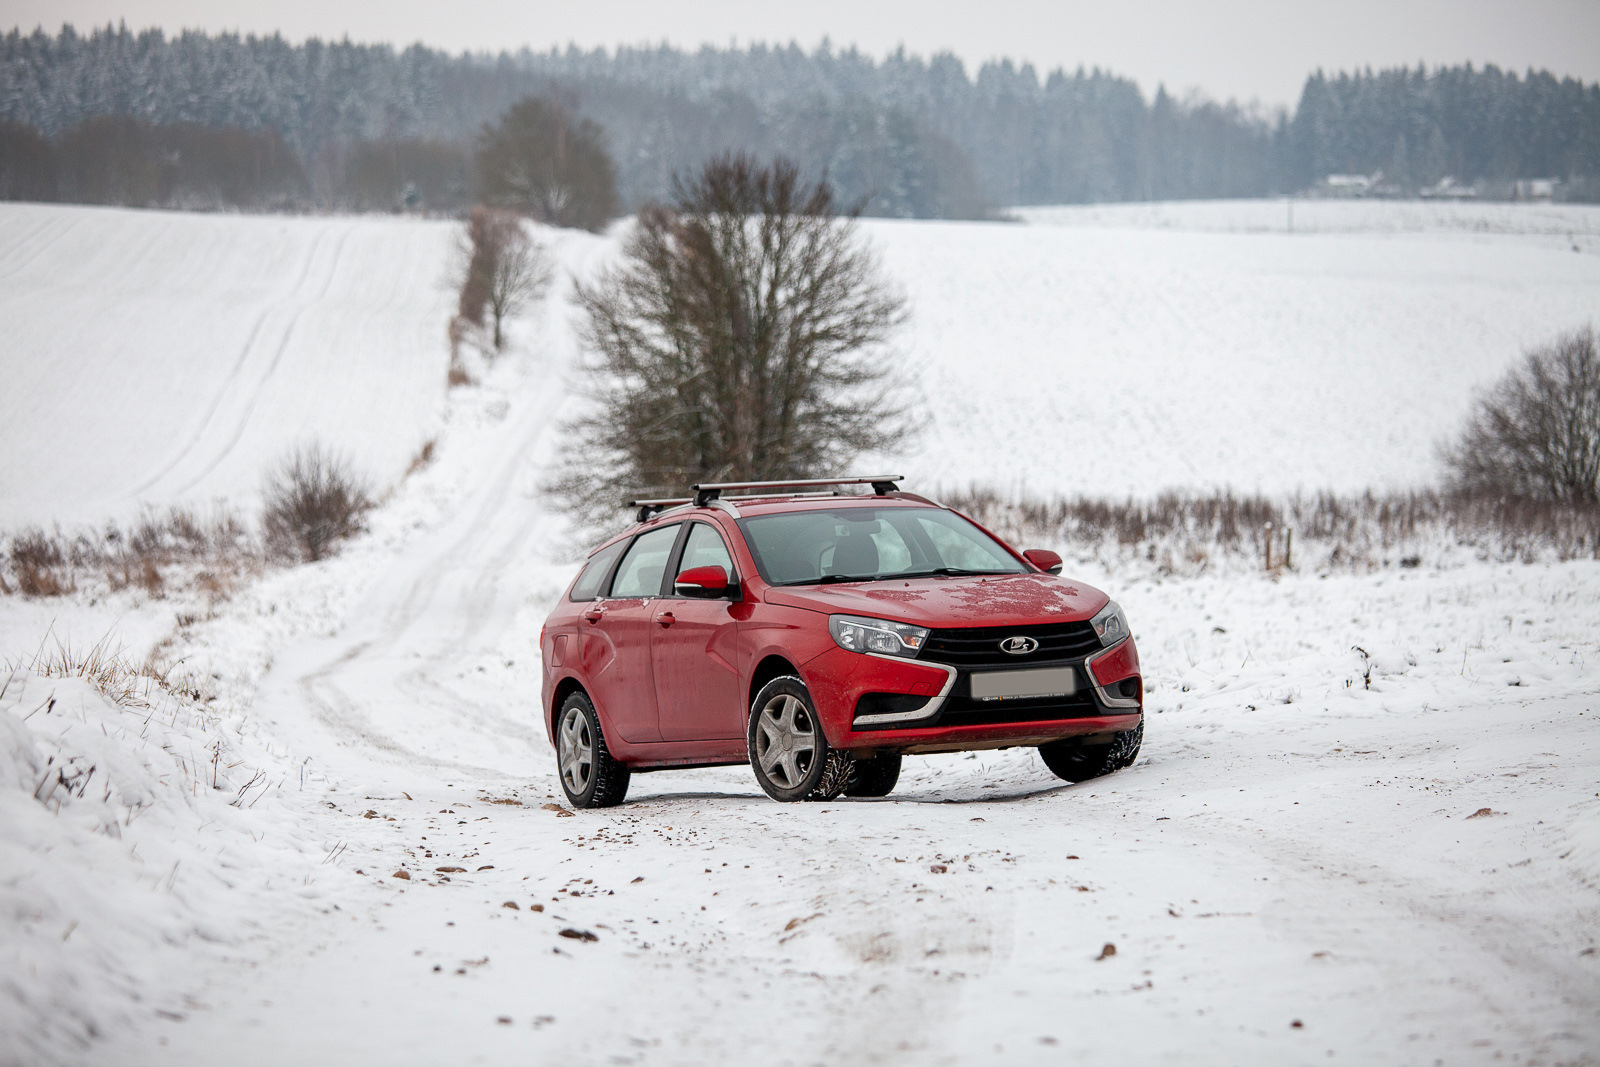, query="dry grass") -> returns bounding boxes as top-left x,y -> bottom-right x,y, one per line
2,506 -> 257,600
945,486 -> 1600,575
9,632 -> 154,708
406,438 -> 437,478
